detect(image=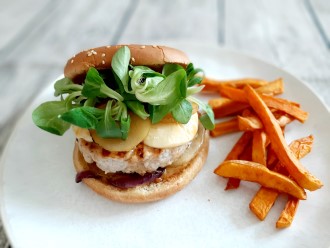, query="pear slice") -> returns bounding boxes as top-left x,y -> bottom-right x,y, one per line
91,113 -> 151,152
